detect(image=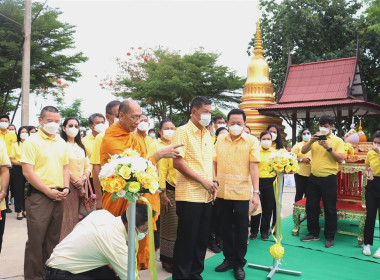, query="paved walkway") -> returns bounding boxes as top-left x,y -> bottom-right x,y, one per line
0,186 -> 296,280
